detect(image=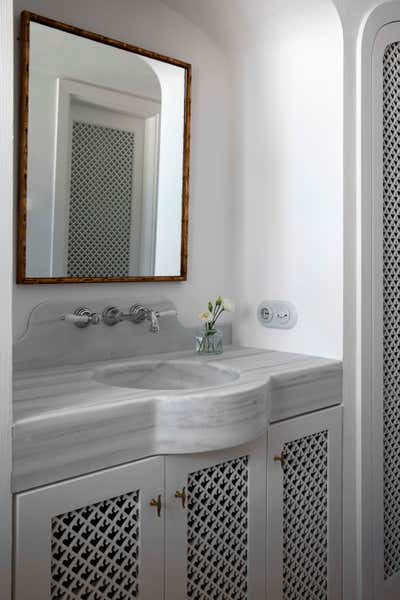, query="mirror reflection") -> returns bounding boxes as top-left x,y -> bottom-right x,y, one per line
20,17 -> 190,282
